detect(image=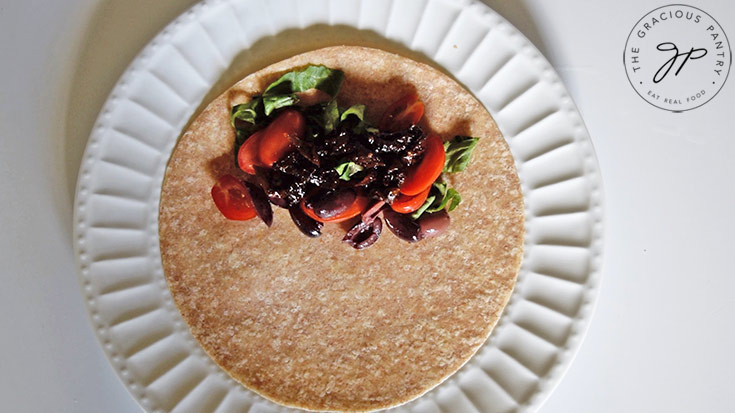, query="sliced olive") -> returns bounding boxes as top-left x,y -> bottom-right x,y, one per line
417,210 -> 450,239
289,205 -> 322,237
343,218 -> 382,249
382,209 -> 420,242
243,181 -> 273,227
